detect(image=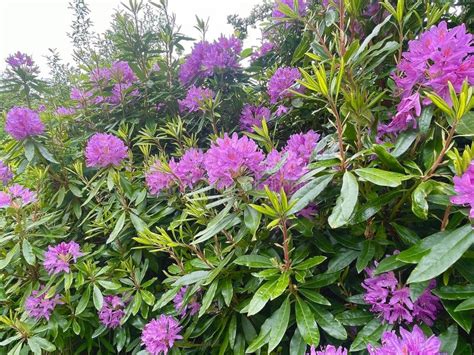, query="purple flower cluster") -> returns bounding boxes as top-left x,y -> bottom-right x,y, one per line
267,67 -> 302,103
382,21 -> 474,136
98,295 -> 126,329
25,288 -> 62,320
262,130 -> 320,194
451,162 -> 474,218
173,287 -> 200,317
6,51 -> 39,74
179,36 -> 242,84
141,315 -> 182,355
56,107 -> 76,116
251,42 -> 274,61
239,104 -> 271,131
179,86 -> 214,112
5,107 -> 45,140
70,87 -> 94,108
308,345 -> 348,355
0,184 -> 37,209
146,148 -> 206,195
204,133 -> 265,189
368,325 -> 441,355
362,268 -> 440,325
0,160 -> 13,185
85,133 -> 128,168
272,0 -> 307,19
43,241 -> 83,275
